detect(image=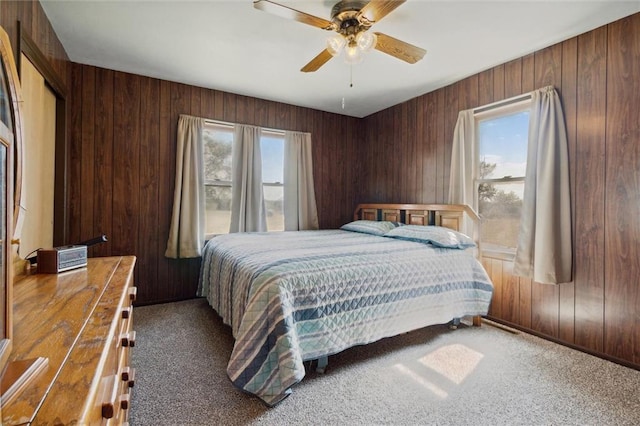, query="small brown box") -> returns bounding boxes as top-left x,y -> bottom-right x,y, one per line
37,245 -> 88,274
